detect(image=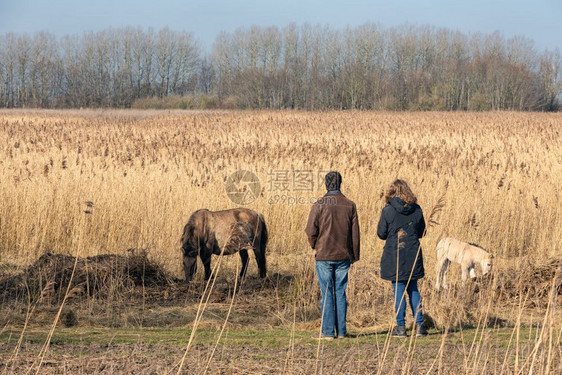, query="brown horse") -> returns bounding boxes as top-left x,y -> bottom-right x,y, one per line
180,208 -> 268,283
